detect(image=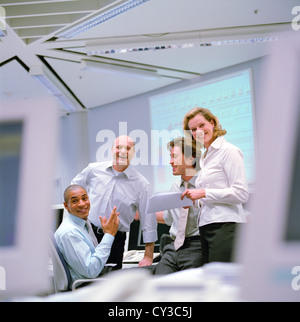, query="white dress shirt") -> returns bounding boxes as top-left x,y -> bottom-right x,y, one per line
163,174 -> 200,239
196,136 -> 249,226
71,160 -> 157,243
